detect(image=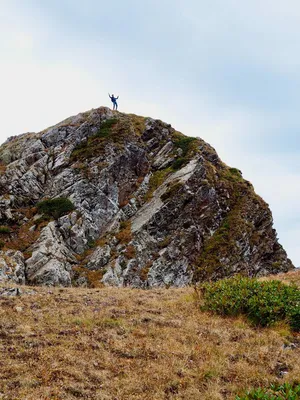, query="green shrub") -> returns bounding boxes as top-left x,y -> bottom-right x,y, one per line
173,136 -> 197,157
0,226 -> 10,234
236,382 -> 300,399
37,197 -> 75,219
200,276 -> 300,331
0,240 -> 4,249
96,118 -> 118,138
222,167 -> 244,183
172,157 -> 188,170
171,136 -> 198,170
